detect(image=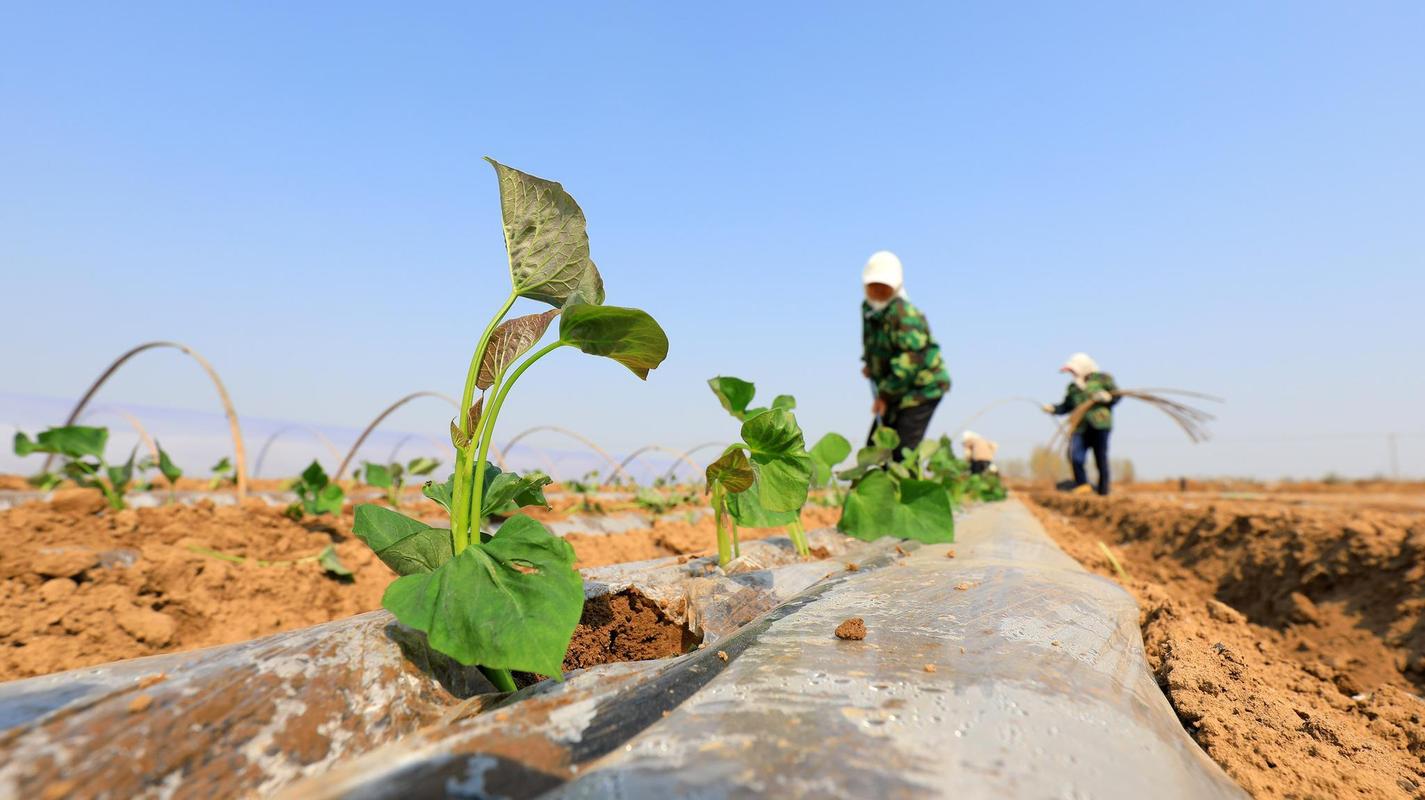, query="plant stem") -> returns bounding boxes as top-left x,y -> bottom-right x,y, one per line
464,340 -> 565,552
786,519 -> 809,556
712,483 -> 731,567
480,666 -> 518,693
452,292 -> 518,552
